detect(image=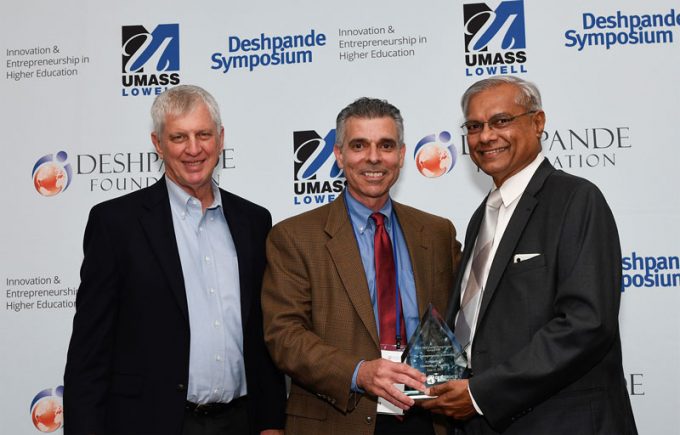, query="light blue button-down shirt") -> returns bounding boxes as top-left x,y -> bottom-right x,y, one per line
344,191 -> 418,391
166,178 -> 246,404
